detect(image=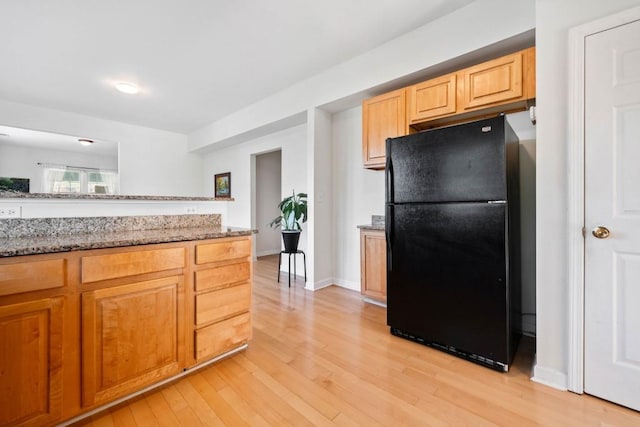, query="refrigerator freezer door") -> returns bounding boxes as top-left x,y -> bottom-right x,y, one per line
387,202 -> 509,364
386,116 -> 507,204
